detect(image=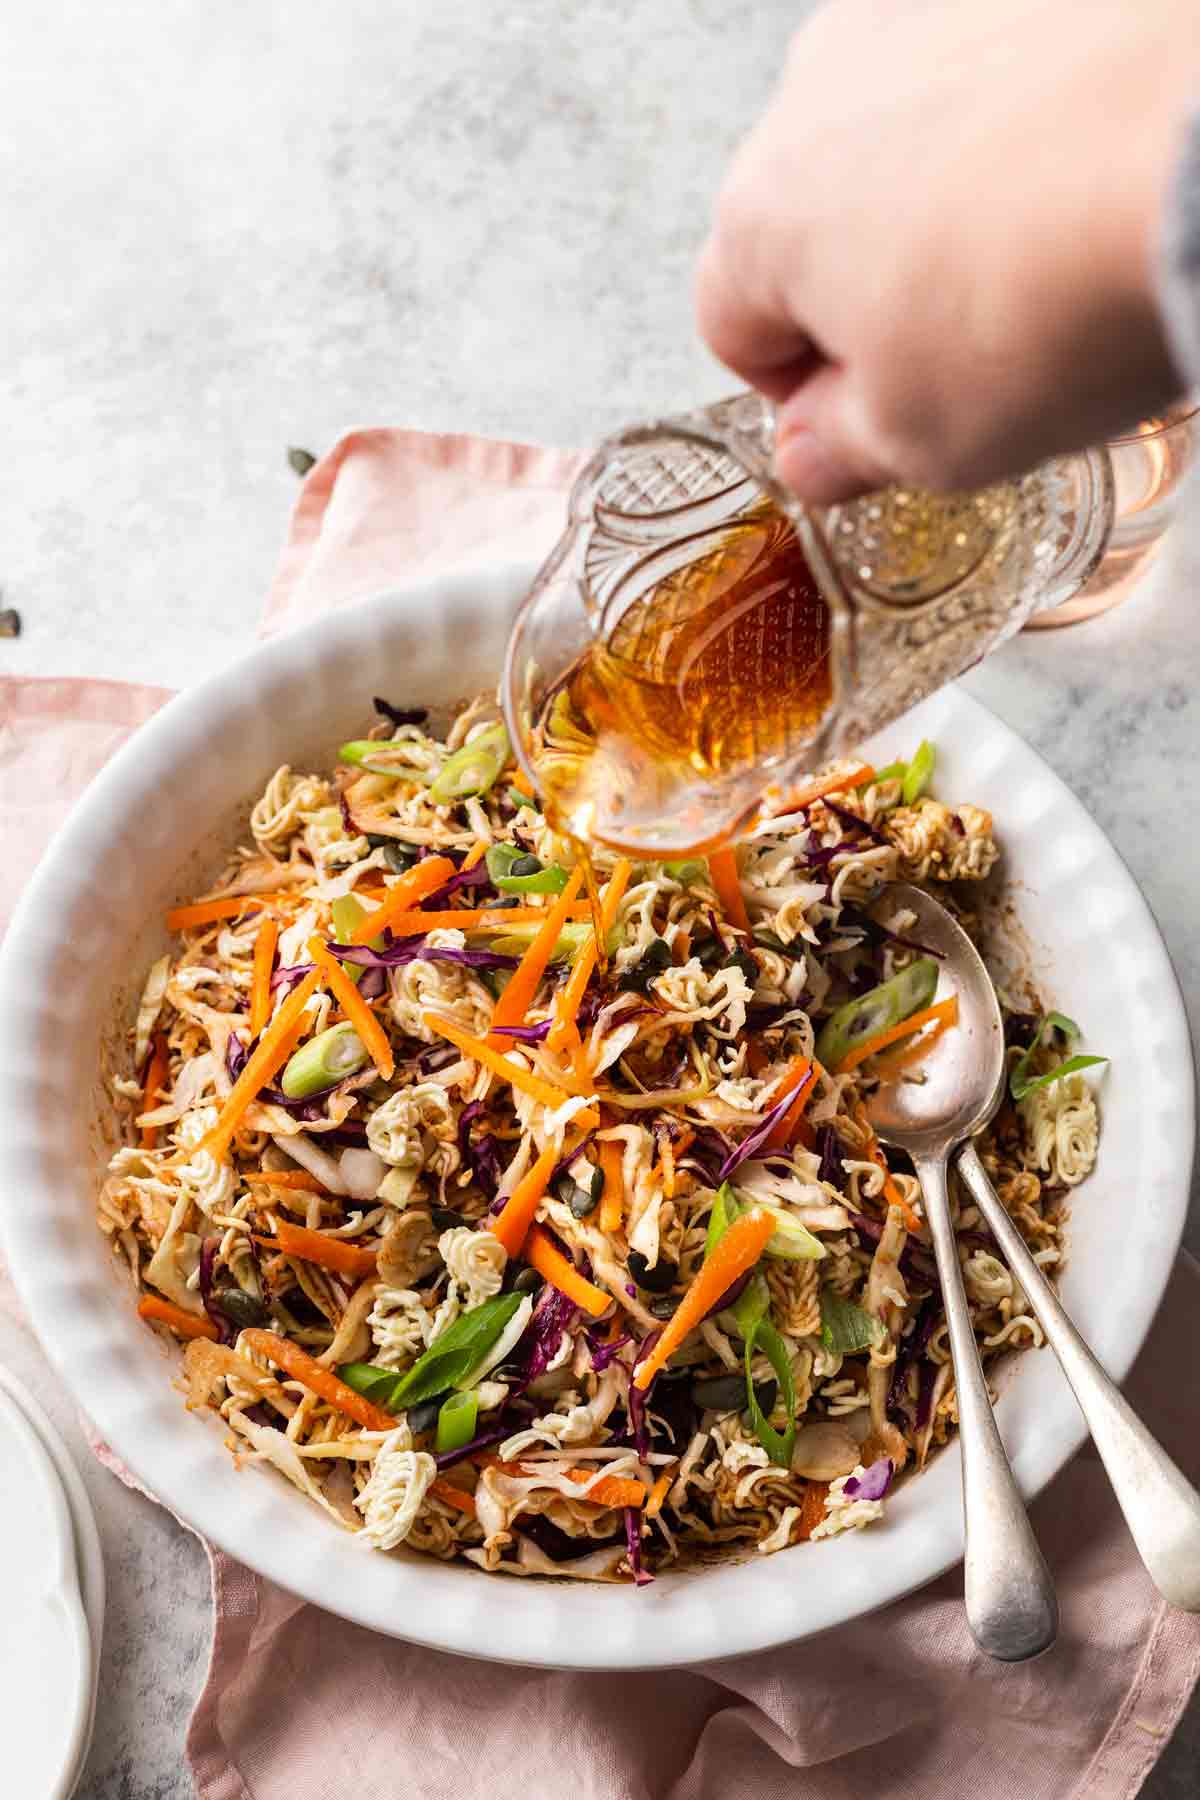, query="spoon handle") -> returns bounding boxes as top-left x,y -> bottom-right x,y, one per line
956,1140 -> 1200,1610
914,1151 -> 1058,1660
